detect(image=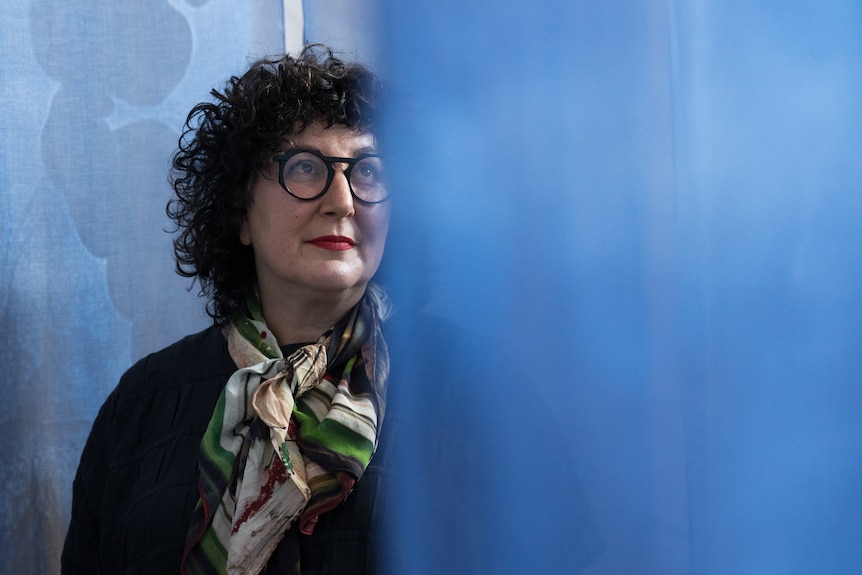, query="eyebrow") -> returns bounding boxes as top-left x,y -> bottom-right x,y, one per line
280,145 -> 379,158
352,145 -> 378,156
